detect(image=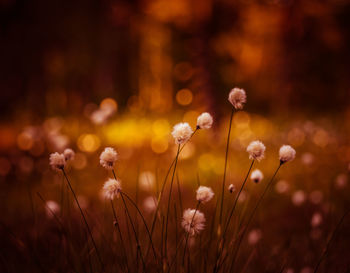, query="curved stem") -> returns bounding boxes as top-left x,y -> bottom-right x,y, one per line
121,192 -> 158,264
62,169 -> 105,272
164,144 -> 181,259
110,200 -> 130,273
314,209 -> 350,273
120,193 -> 146,272
229,163 -> 282,272
219,107 -> 235,226
148,129 -> 198,242
182,201 -> 201,268
213,160 -> 254,272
